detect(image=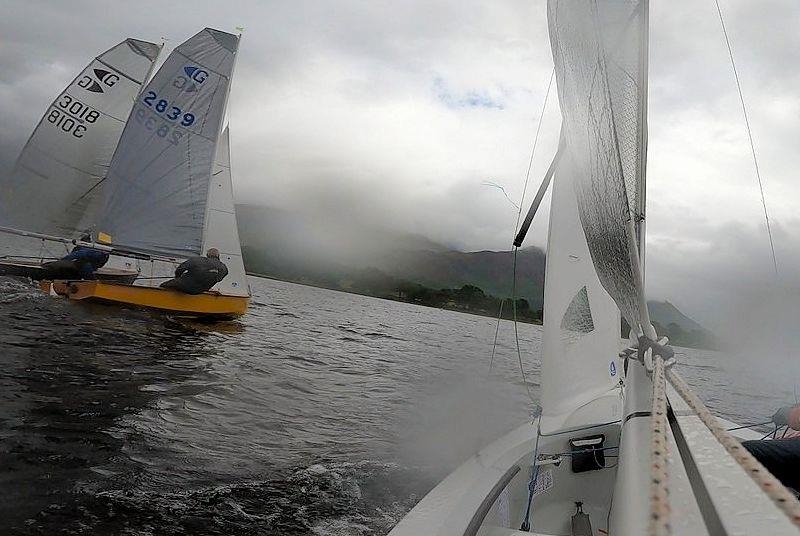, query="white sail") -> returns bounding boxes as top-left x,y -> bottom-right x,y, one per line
548,0 -> 649,332
202,127 -> 248,296
539,0 -> 649,429
99,28 -> 239,258
540,152 -> 621,432
0,39 -> 161,238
